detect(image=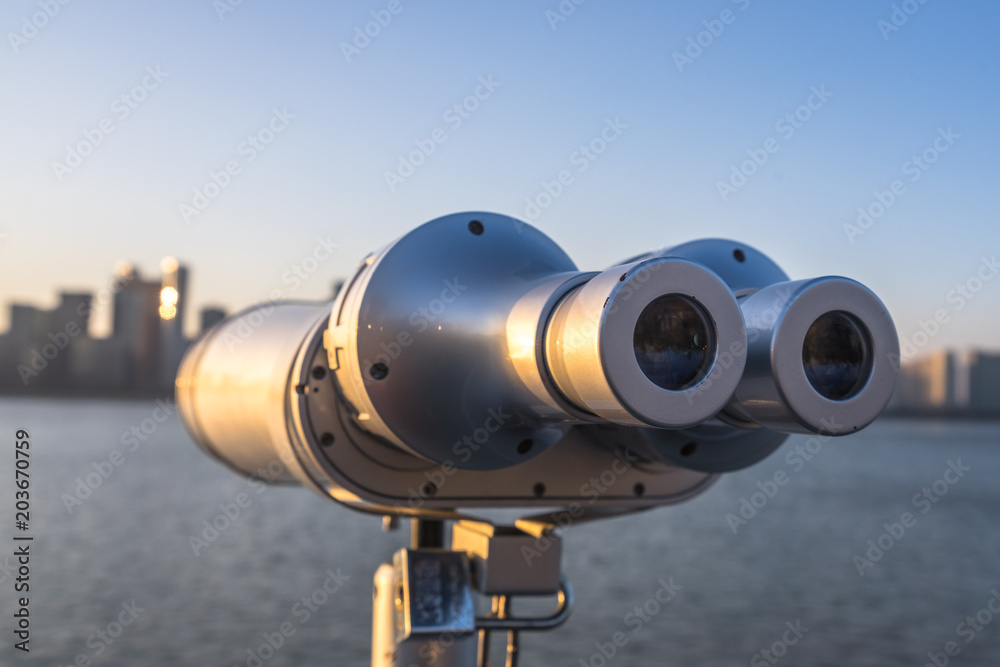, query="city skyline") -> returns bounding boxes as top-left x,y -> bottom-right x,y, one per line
0,253 -> 348,395
0,257 -> 200,394
1,252 -> 997,416
0,244 -> 344,340
891,348 -> 1000,415
3,253 -> 999,351
1,249 -> 997,356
